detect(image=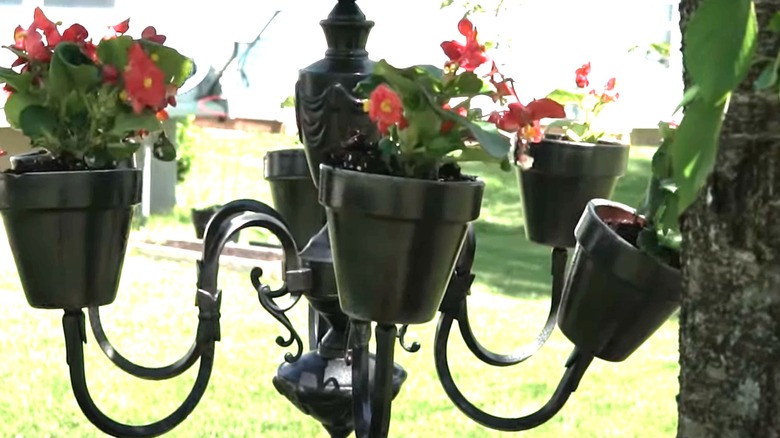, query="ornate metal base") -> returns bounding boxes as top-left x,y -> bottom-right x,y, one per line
273,350 -> 407,438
